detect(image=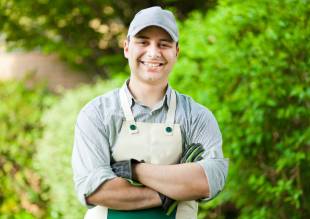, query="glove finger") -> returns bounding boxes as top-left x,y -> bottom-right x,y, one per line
166,200 -> 178,216
192,145 -> 205,157
193,146 -> 205,158
183,143 -> 200,160
126,179 -> 144,187
180,144 -> 197,163
193,153 -> 204,162
186,145 -> 205,162
183,143 -> 199,156
186,147 -> 199,162
188,148 -> 205,162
